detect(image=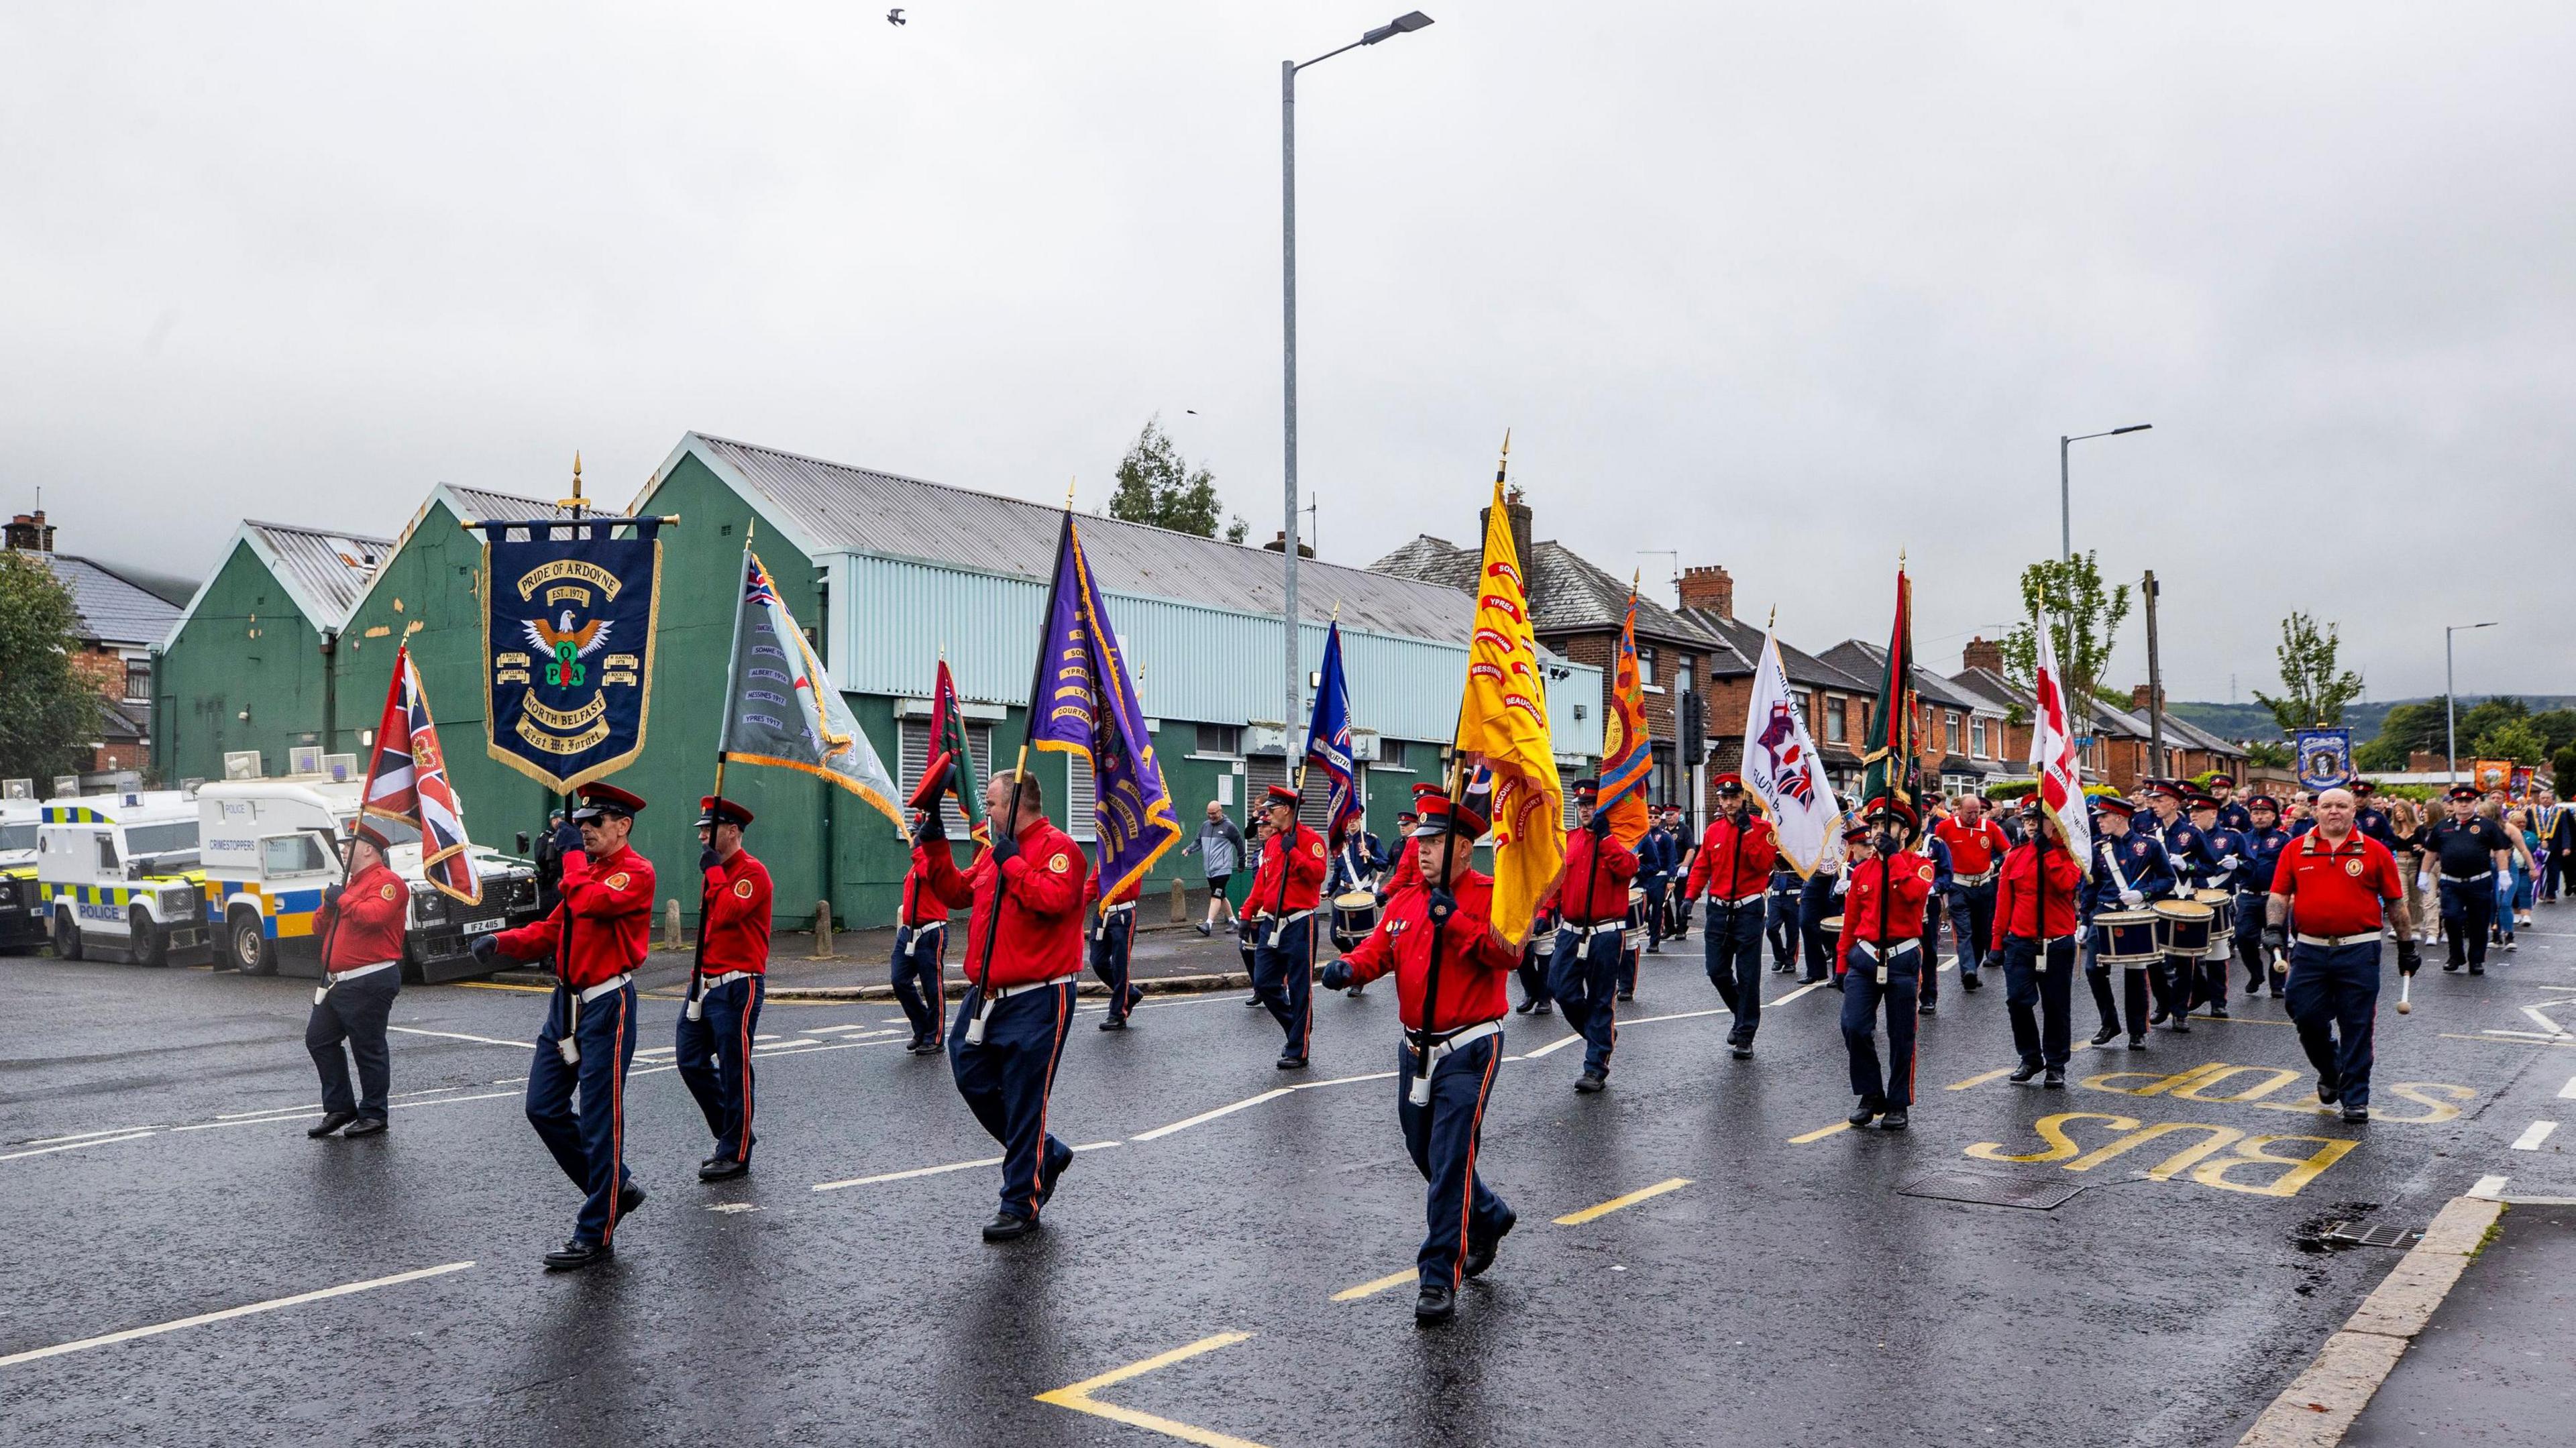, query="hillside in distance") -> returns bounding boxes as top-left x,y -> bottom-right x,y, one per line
2167,696 -> 2576,744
